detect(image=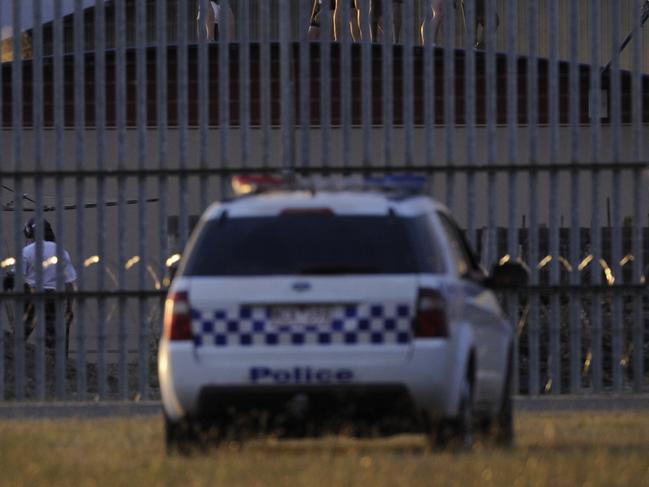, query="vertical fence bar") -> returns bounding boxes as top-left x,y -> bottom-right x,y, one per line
53,0 -> 66,401
382,0 -> 394,168
443,0 -> 454,209
0,0 -> 4,403
12,0 -> 25,401
198,0 -> 210,214
423,0 -> 434,174
568,0 -> 581,394
341,0 -> 352,168
321,2 -> 332,167
136,0 -> 148,400
505,0 -> 519,394
527,0 -> 540,396
178,0 -> 189,246
280,0 -> 292,168
74,0 -> 87,400
240,0 -> 251,168
33,0 -> 45,401
631,0 -> 645,393
465,0 -> 476,248
609,0 -> 623,393
116,0 -> 128,400
590,0 -> 603,393
157,0 -> 169,290
485,0 -> 497,266
260,0 -> 270,168
403,0 -> 413,167
548,0 -> 560,394
33,0 -> 46,401
35,195 -> 46,403
96,0 -> 108,399
360,0 -> 371,167
157,0 -> 169,379
299,0 -> 311,168
219,0 -> 230,184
